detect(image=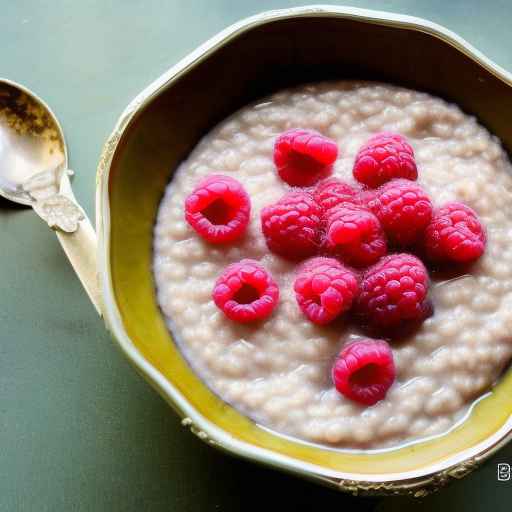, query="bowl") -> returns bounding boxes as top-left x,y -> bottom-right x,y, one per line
94,6 -> 512,496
